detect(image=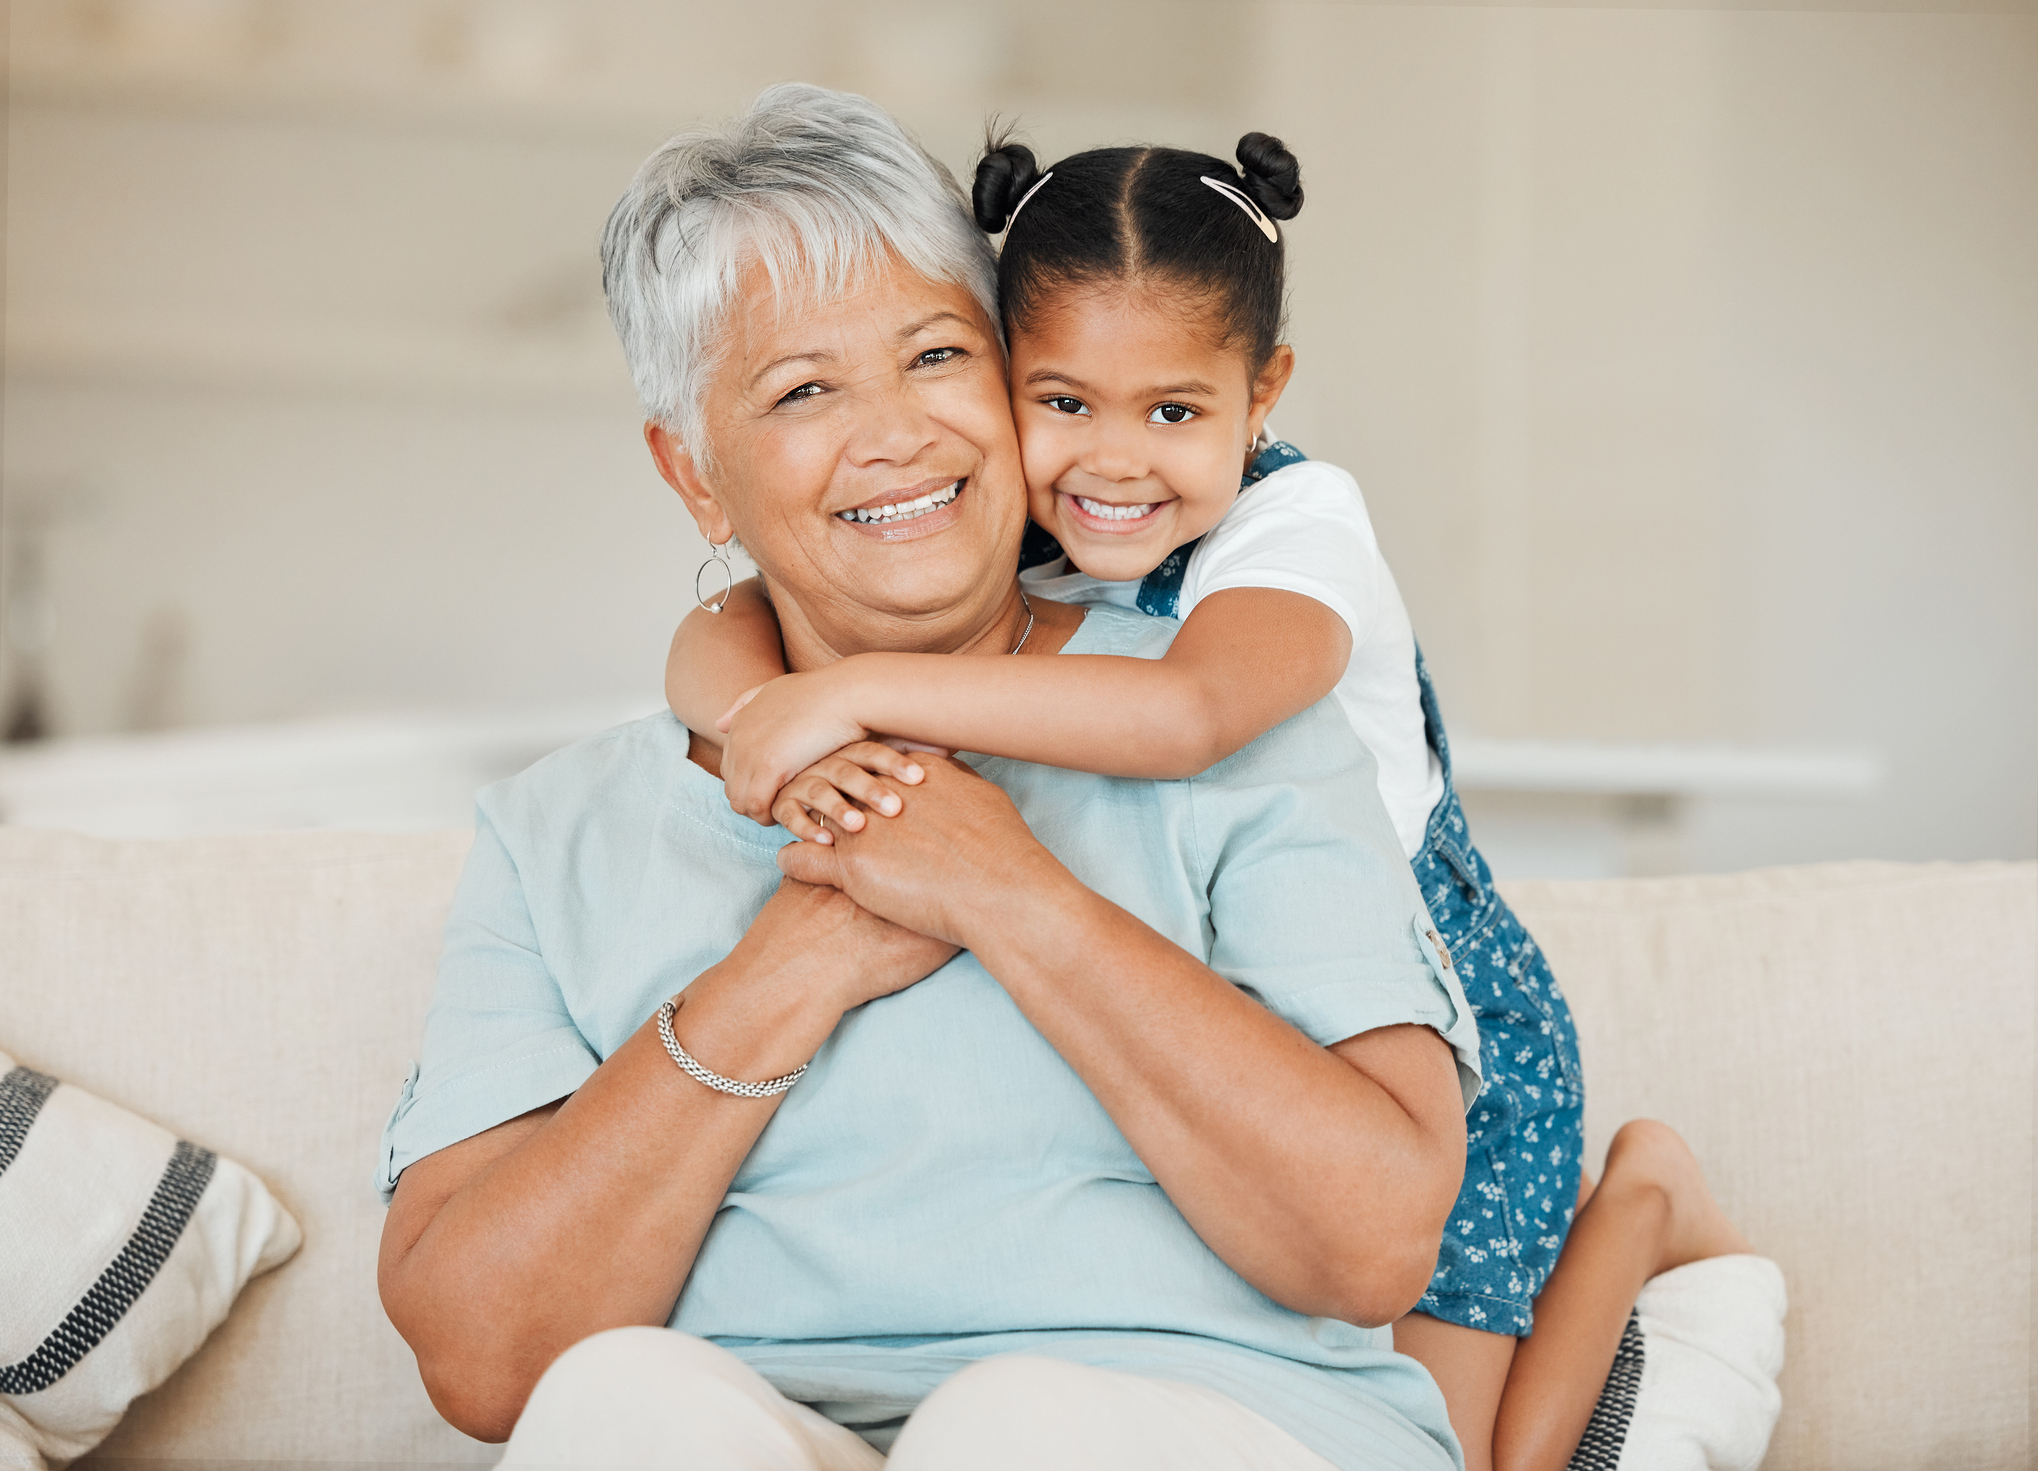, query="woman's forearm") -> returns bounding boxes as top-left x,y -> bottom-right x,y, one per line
963,856 -> 1465,1327
378,952 -> 843,1440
